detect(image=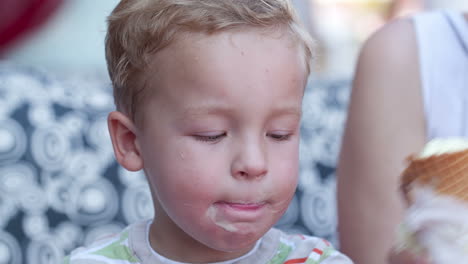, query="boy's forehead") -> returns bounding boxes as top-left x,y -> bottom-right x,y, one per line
145,28 -> 306,77
138,28 -> 307,106
175,28 -> 298,52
